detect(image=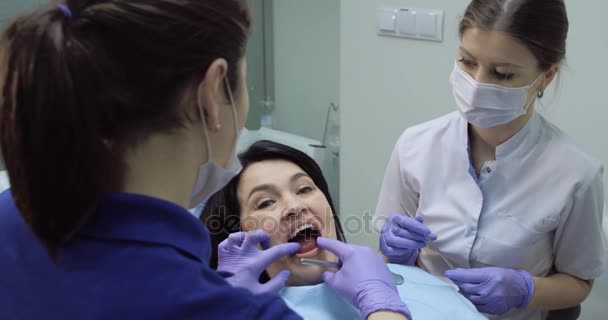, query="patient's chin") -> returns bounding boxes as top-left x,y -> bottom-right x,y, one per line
286,264 -> 325,286
266,241 -> 340,287
284,250 -> 338,287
